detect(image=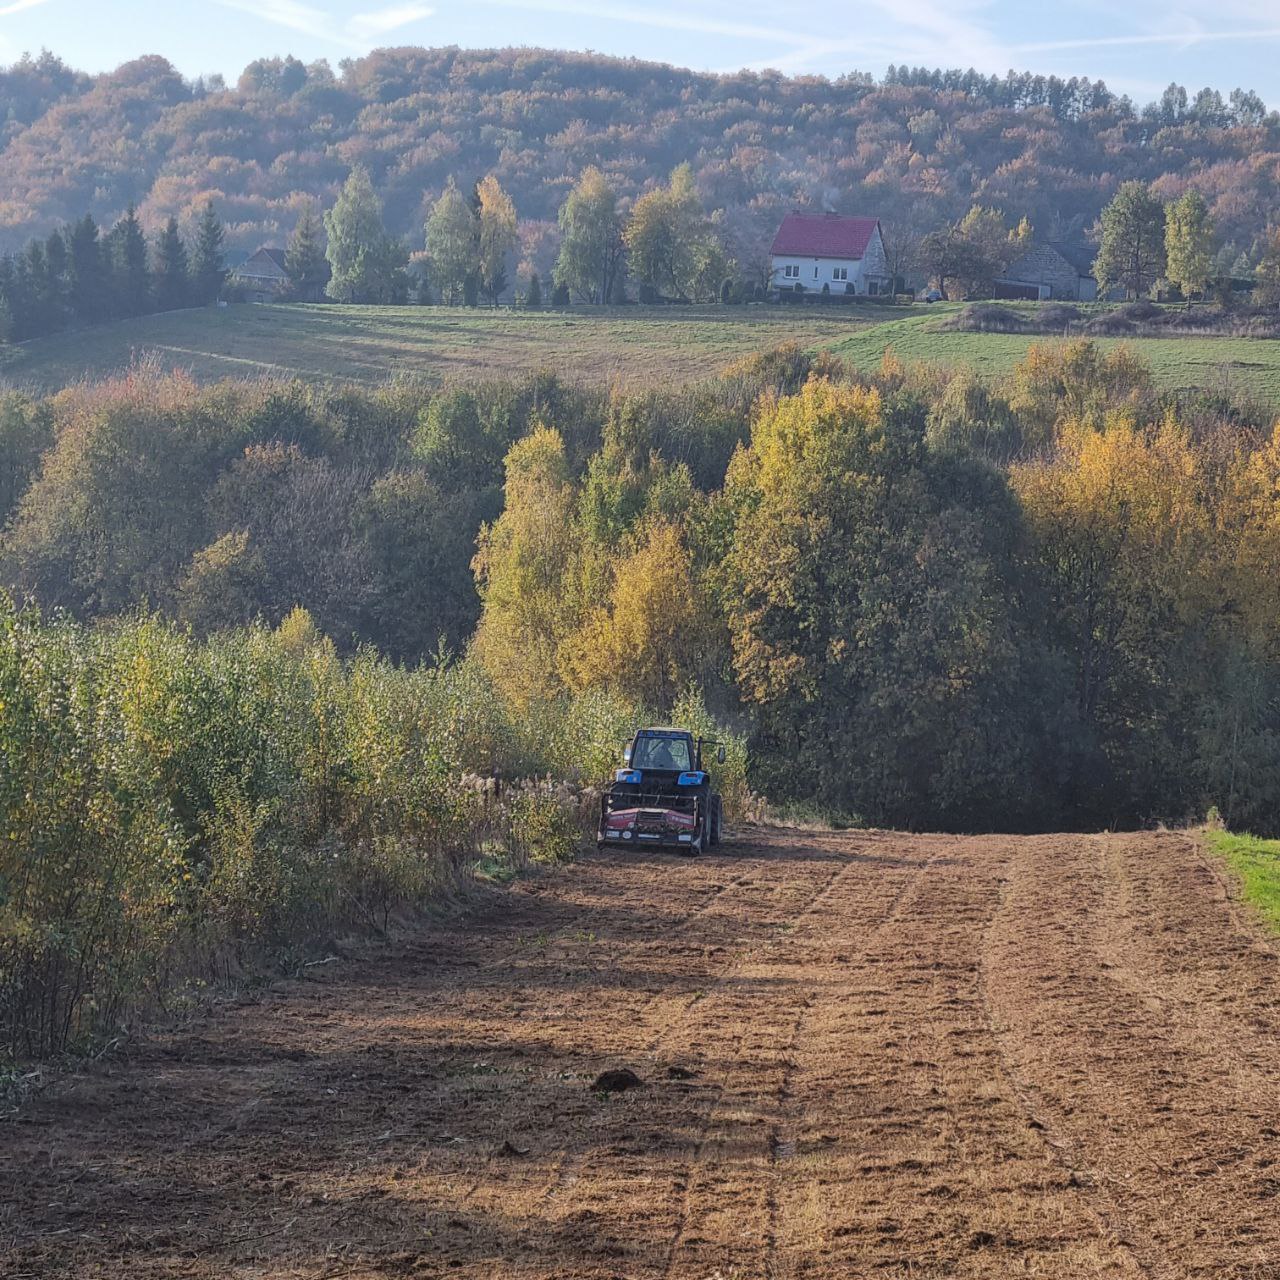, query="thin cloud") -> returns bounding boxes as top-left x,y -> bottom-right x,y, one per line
213,0 -> 435,49
471,0 -> 796,45
1015,25 -> 1280,53
212,0 -> 358,46
349,4 -> 434,40
0,0 -> 53,15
